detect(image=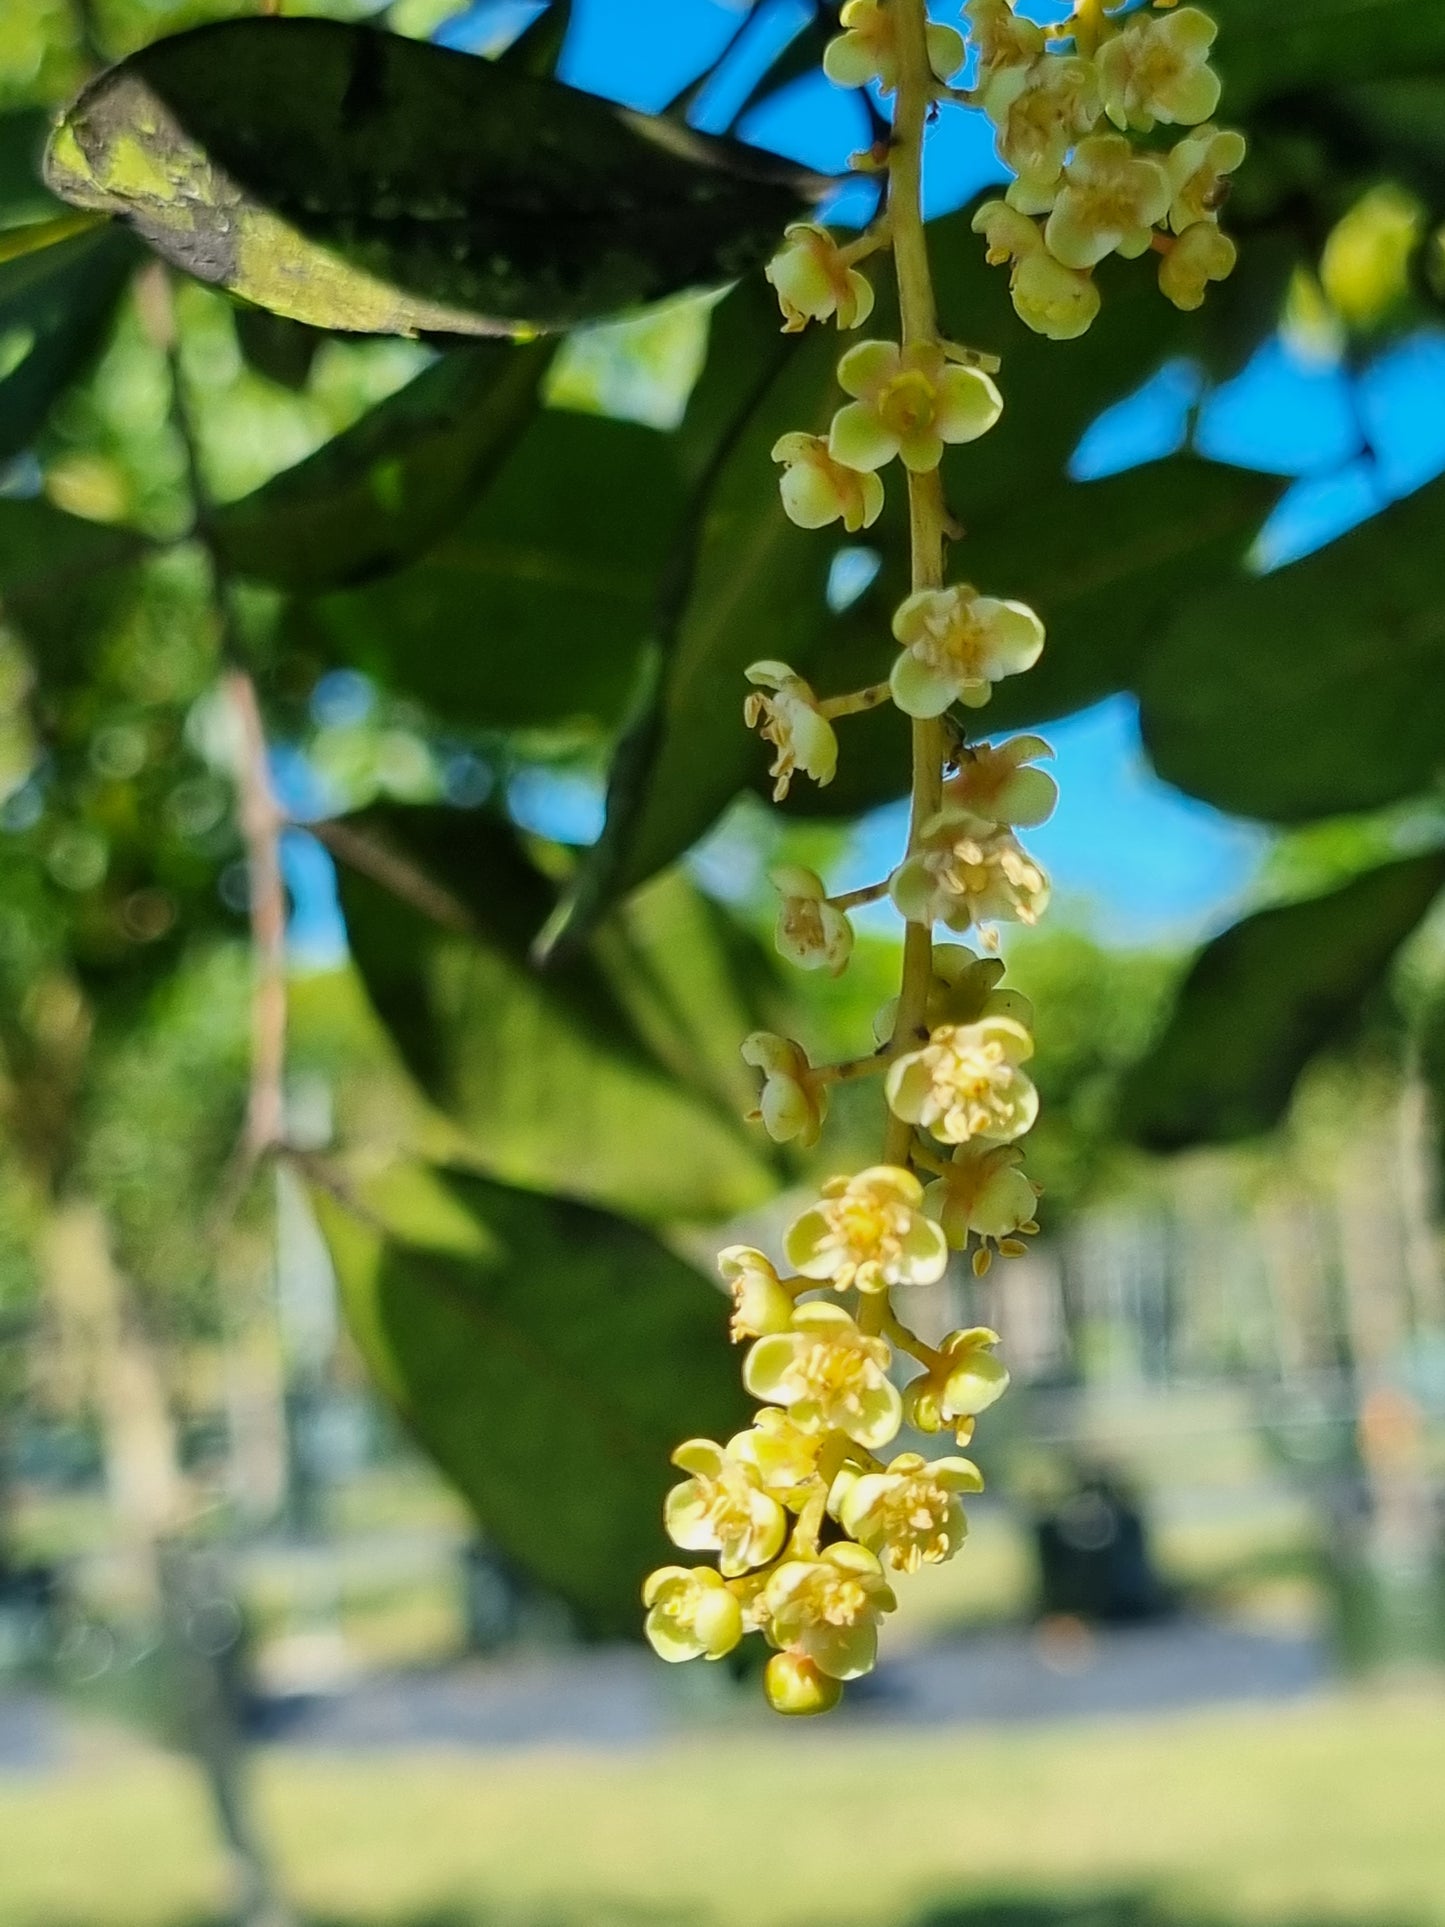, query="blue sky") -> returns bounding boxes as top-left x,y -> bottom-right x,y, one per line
288,0 -> 1445,961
